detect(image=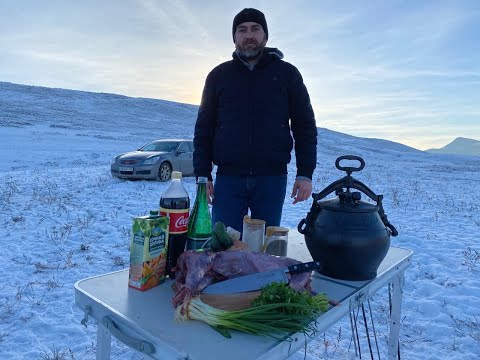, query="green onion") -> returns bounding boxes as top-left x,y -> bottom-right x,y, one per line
175,282 -> 329,339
